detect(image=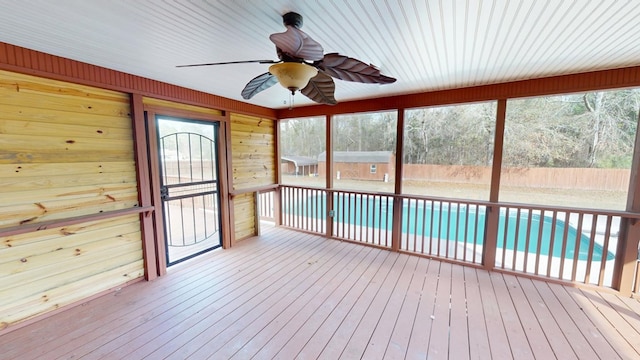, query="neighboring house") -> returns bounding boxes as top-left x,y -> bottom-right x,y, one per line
281,155 -> 318,176
317,151 -> 395,181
